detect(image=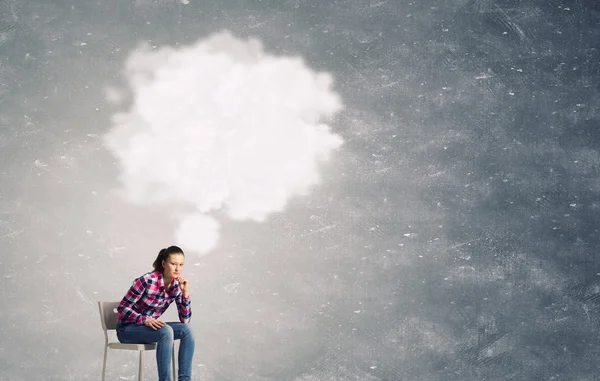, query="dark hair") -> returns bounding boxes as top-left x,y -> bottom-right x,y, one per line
153,245 -> 185,272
